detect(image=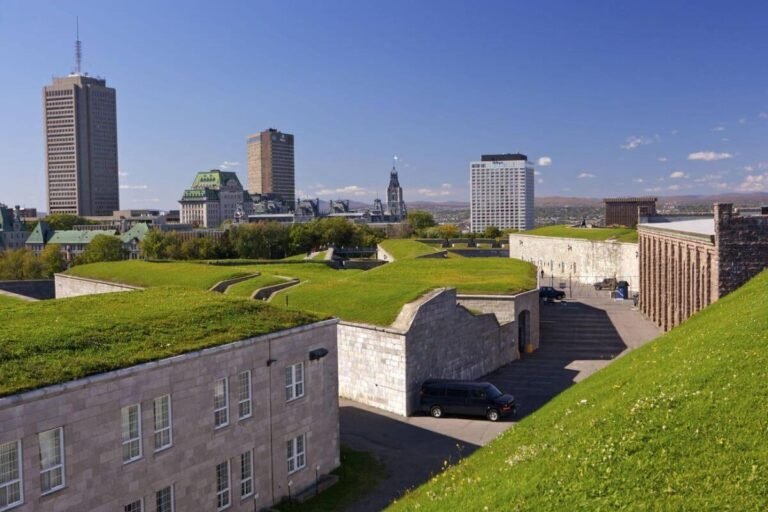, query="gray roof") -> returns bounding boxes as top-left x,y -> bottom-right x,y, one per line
638,218 -> 715,236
